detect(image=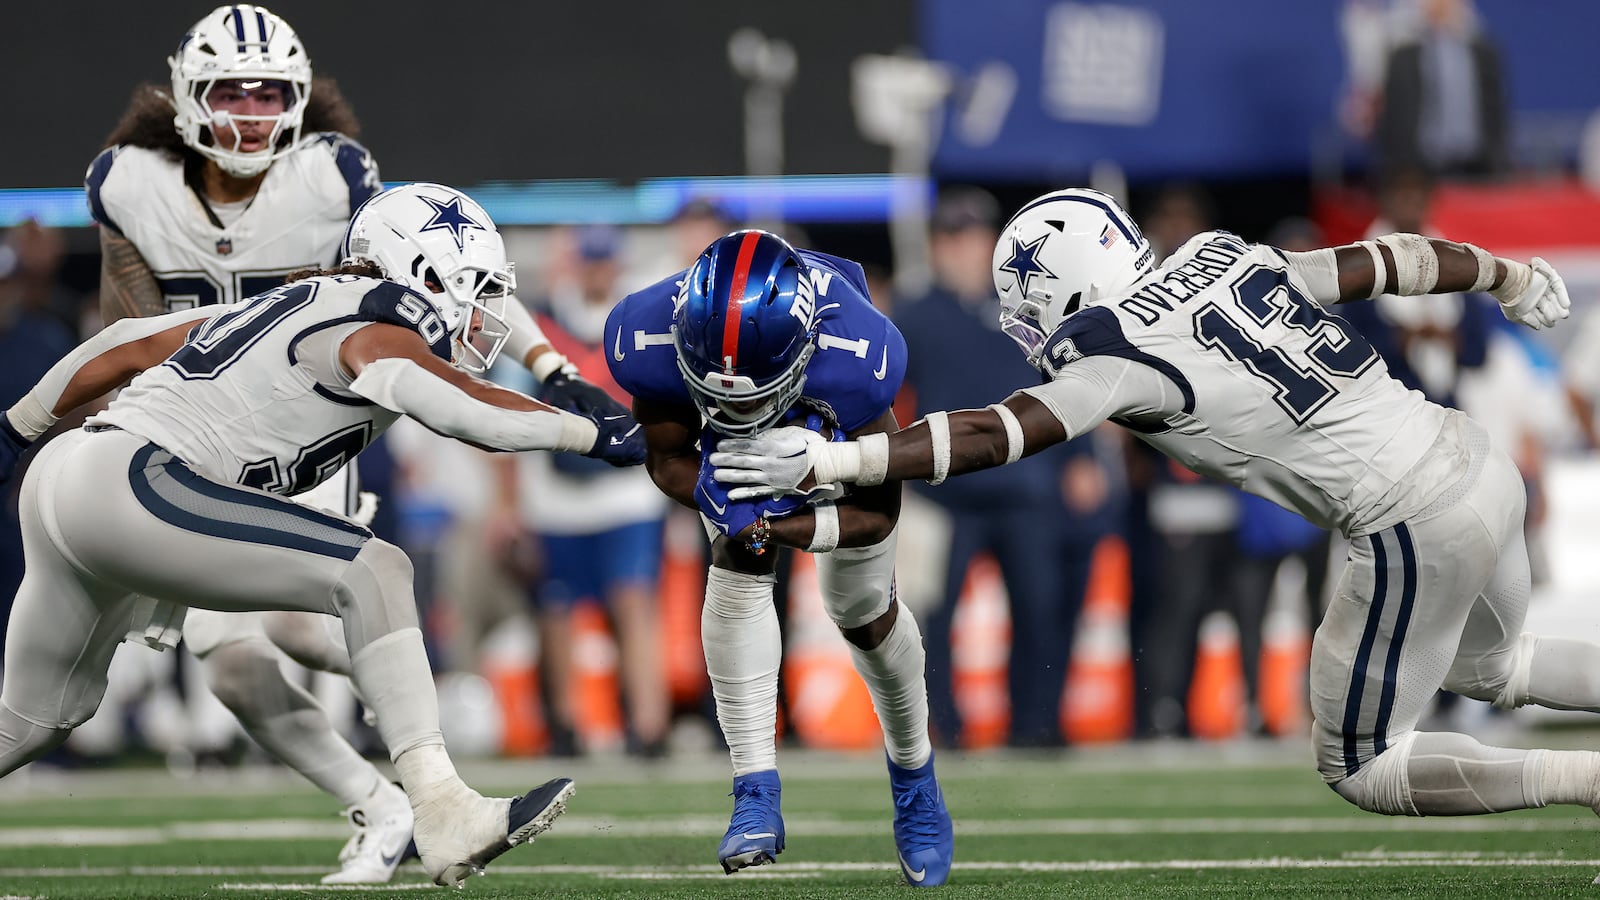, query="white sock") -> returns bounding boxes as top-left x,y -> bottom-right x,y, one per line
350,628 -> 444,762
1533,748 -> 1600,809
702,567 -> 781,776
846,601 -> 932,770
